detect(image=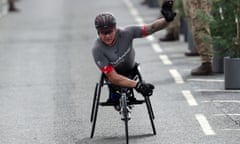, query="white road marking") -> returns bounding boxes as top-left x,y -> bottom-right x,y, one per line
123,0 -> 144,25
195,114 -> 216,135
182,90 -> 198,106
202,100 -> 240,103
221,129 -> 240,131
196,89 -> 240,93
213,113 -> 240,116
187,79 -> 224,82
146,35 -> 155,42
152,42 -> 163,53
135,17 -> 144,25
159,55 -> 172,65
169,69 -> 184,84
